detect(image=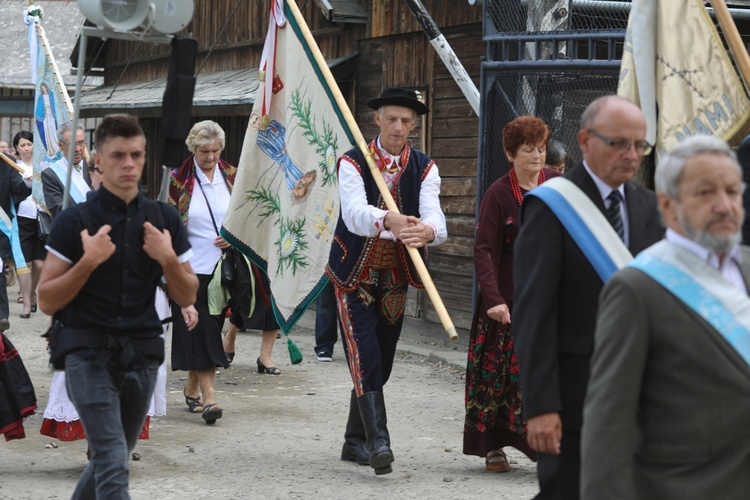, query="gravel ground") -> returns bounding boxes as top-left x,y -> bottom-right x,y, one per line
0,298 -> 539,499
